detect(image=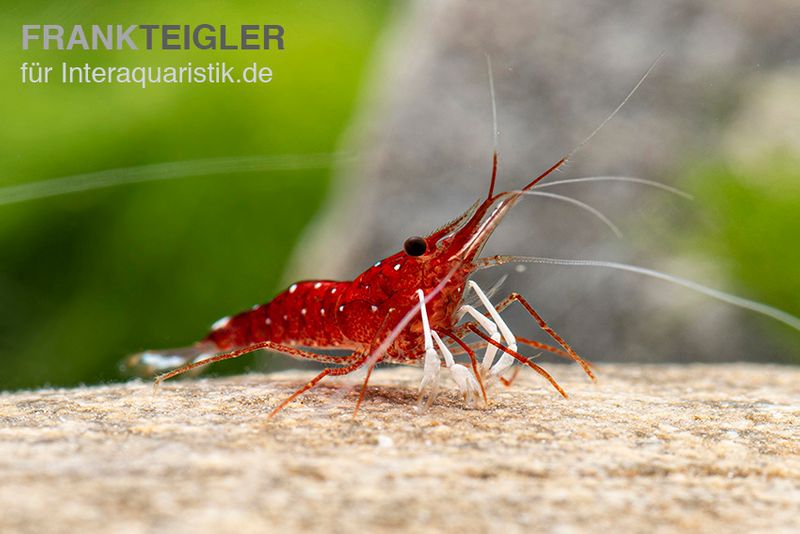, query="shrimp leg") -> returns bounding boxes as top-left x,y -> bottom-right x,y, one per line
416,290 -> 483,407
493,293 -> 595,381
268,355 -> 369,419
153,341 -> 361,391
452,290 -> 595,380
466,324 -> 568,399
